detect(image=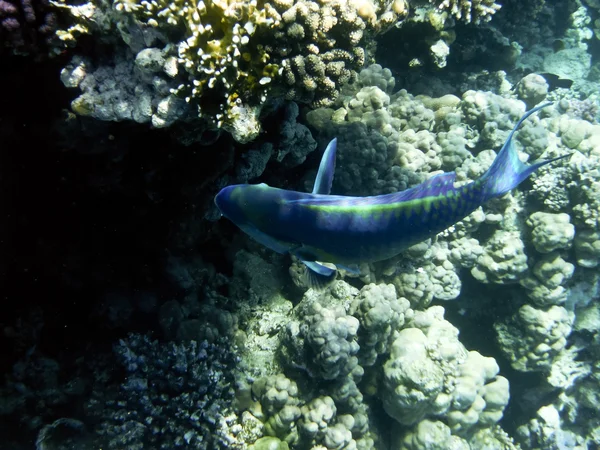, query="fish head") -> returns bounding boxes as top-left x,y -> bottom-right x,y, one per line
215,184 -> 246,223
214,183 -> 274,225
